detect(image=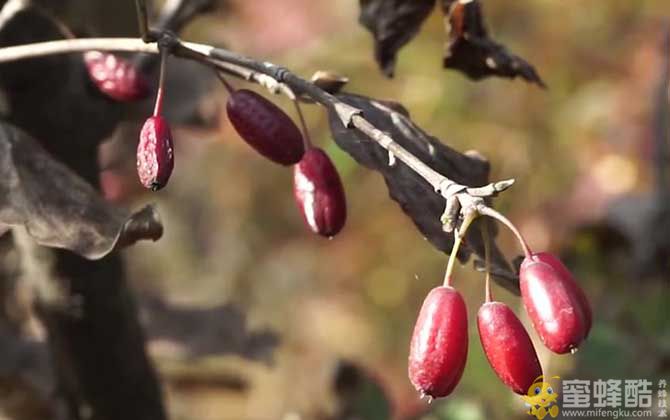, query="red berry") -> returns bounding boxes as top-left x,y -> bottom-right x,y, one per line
84,51 -> 149,102
293,148 -> 347,237
136,116 -> 174,191
520,254 -> 588,354
477,302 -> 543,394
408,286 -> 468,399
531,252 -> 592,337
226,89 -> 304,165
